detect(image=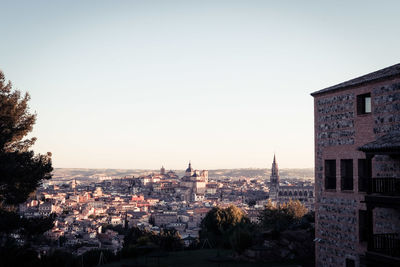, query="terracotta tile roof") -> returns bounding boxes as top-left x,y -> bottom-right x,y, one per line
311,63 -> 400,96
359,131 -> 400,153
